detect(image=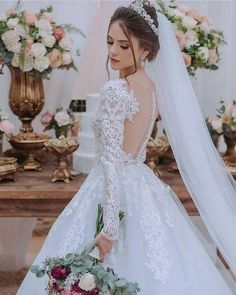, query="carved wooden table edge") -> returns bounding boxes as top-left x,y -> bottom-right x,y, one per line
0,161 -> 198,217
